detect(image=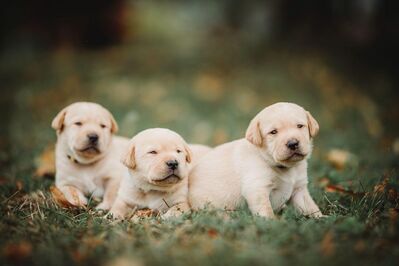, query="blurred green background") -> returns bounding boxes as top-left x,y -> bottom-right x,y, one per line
1,1 -> 398,266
